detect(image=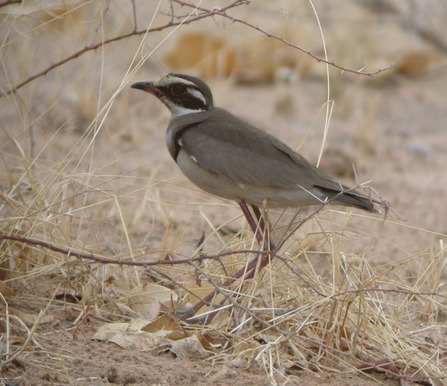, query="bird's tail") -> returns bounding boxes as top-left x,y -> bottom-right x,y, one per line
314,185 -> 377,212
336,190 -> 376,212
